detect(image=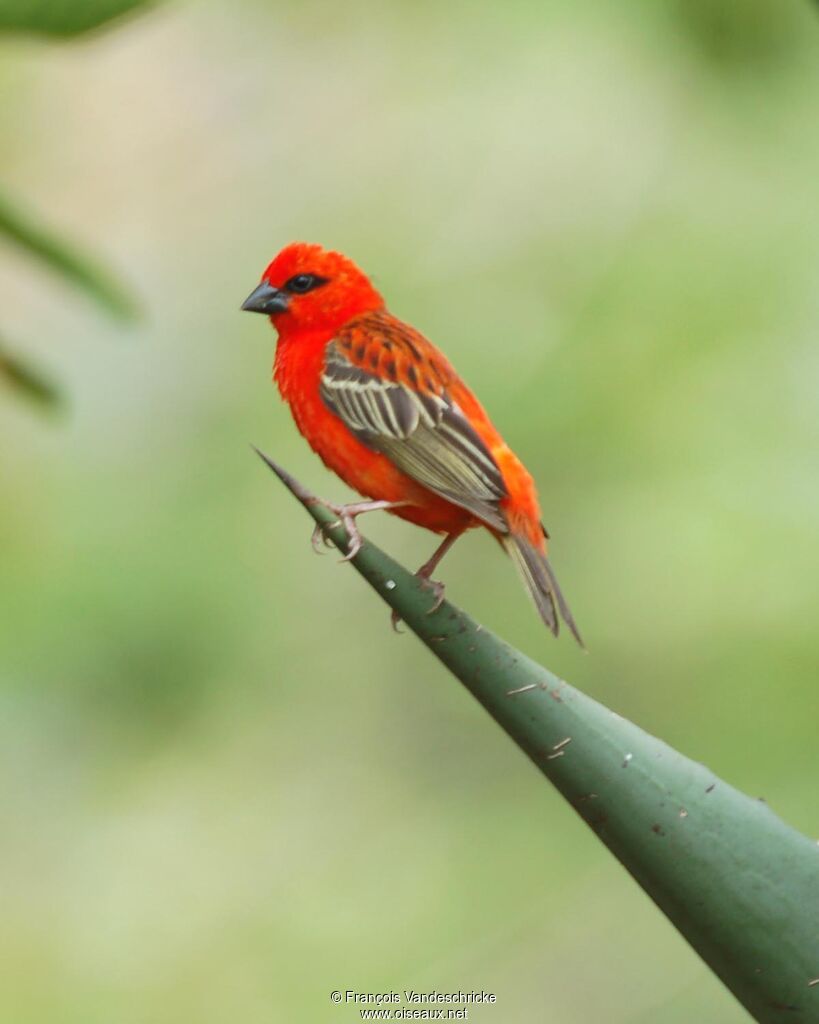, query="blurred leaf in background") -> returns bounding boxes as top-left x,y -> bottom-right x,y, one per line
0,191 -> 136,321
0,0 -> 154,407
674,0 -> 809,69
0,0 -> 153,37
0,340 -> 61,407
